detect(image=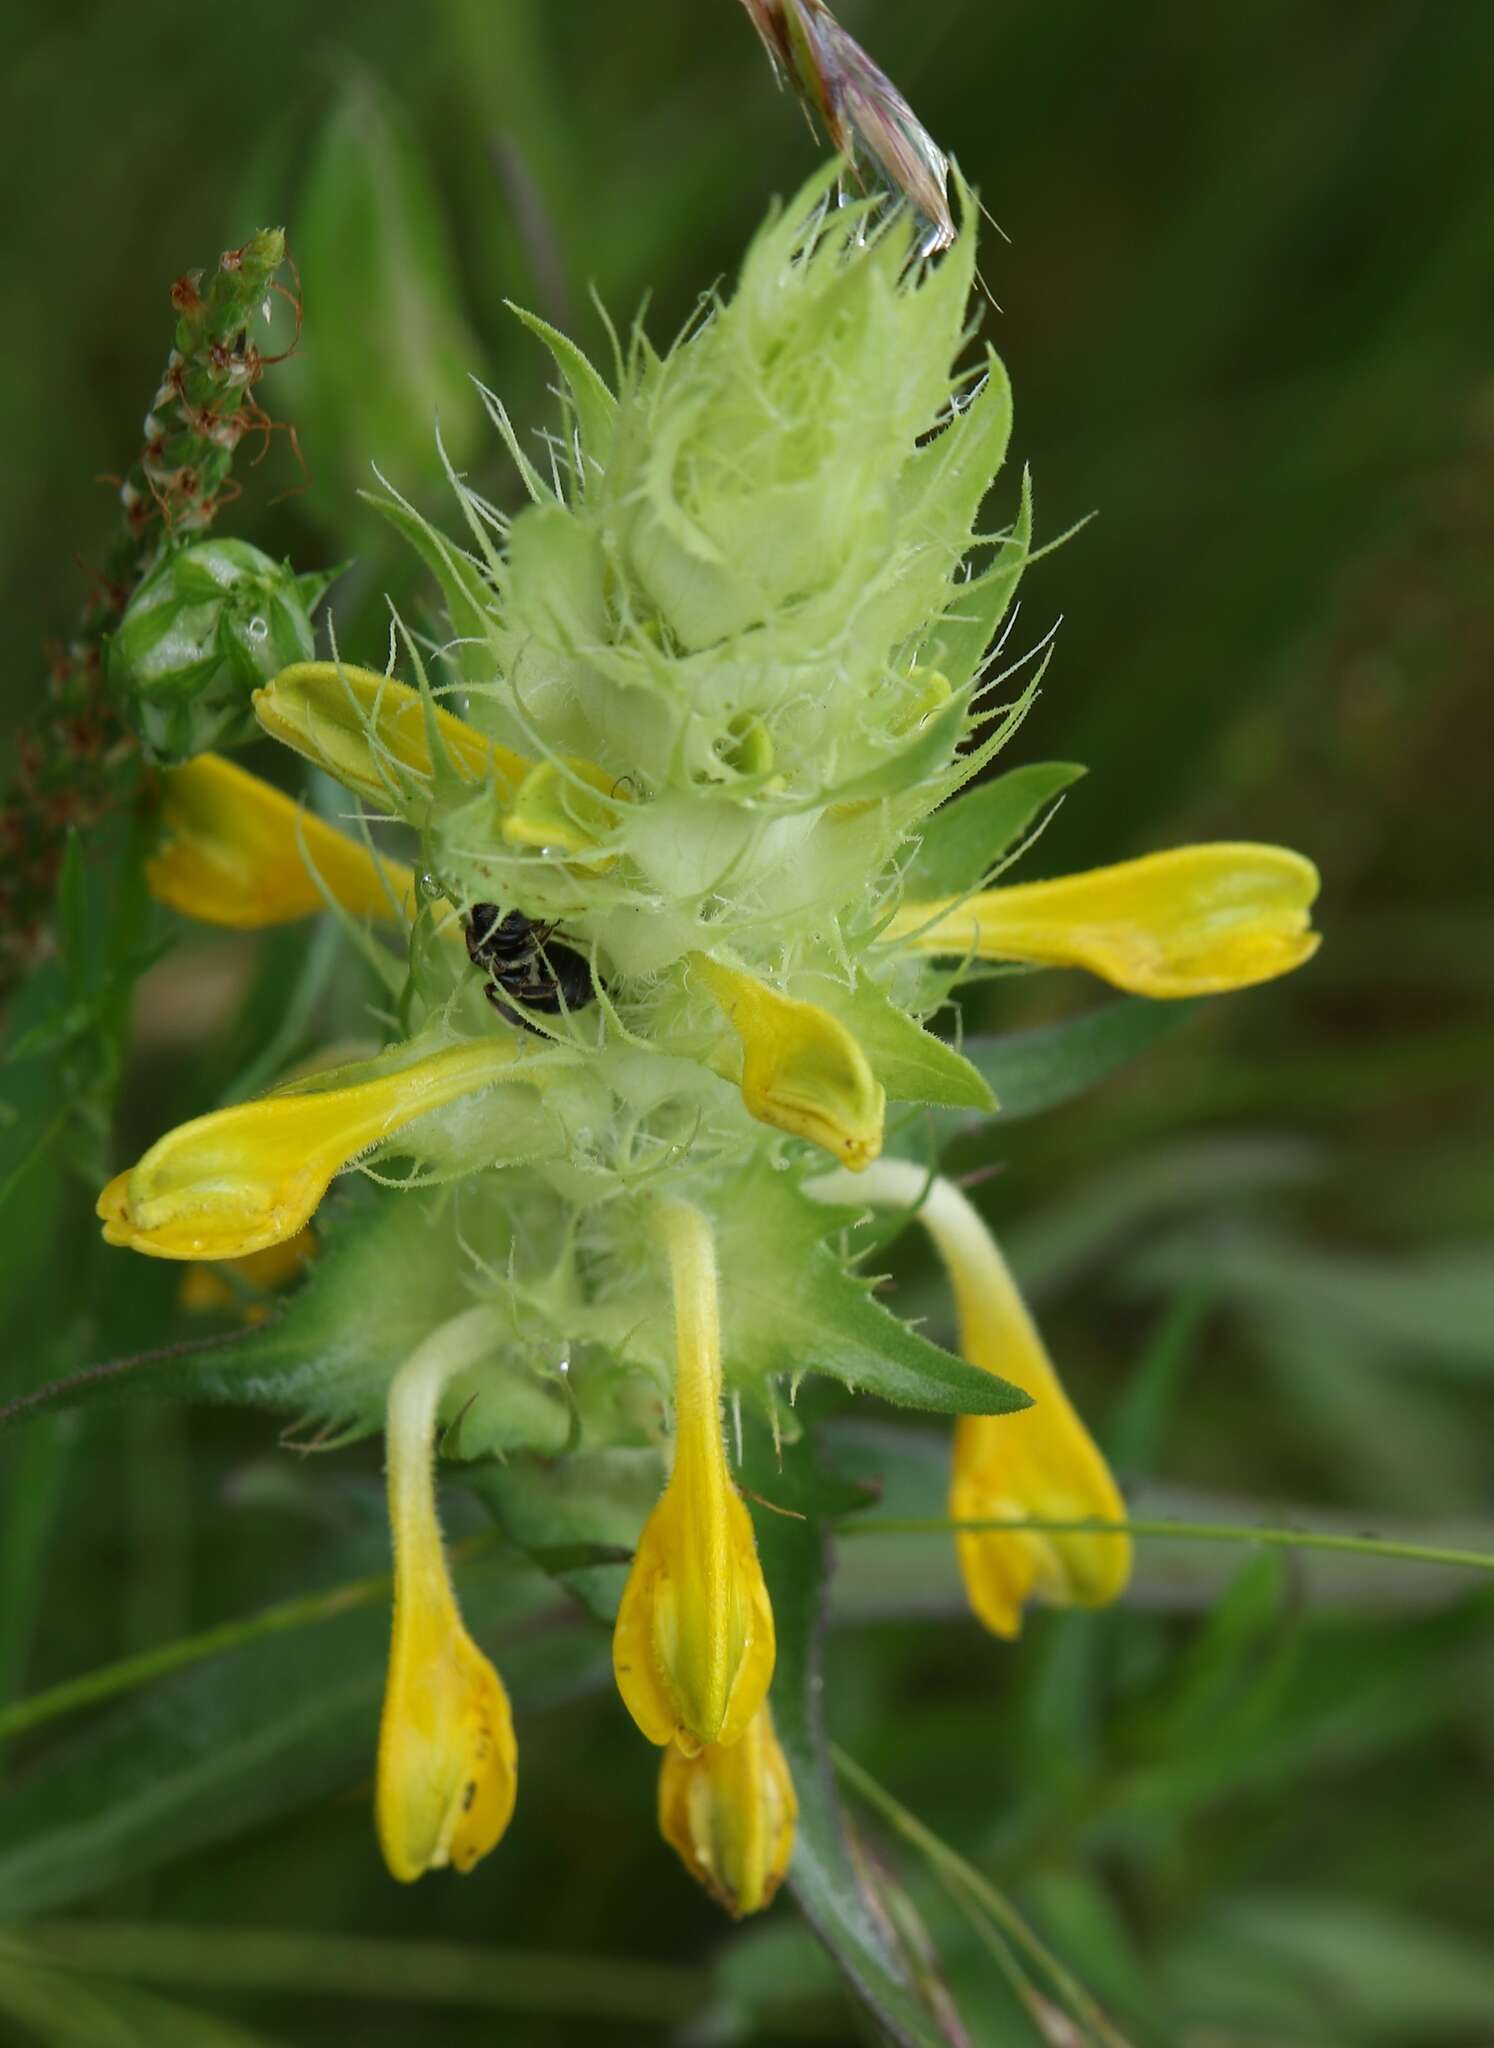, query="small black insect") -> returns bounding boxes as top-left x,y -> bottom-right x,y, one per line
464,903 -> 597,1032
